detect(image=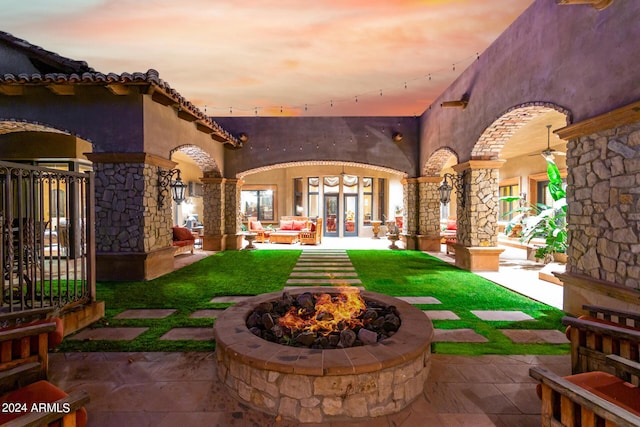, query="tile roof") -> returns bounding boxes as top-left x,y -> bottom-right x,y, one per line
0,31 -> 238,146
